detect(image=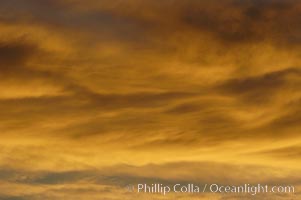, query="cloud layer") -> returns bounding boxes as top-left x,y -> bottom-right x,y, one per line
0,0 -> 300,199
